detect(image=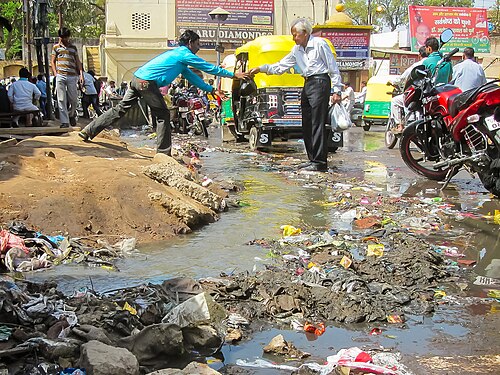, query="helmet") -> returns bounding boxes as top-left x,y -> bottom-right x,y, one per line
239,79 -> 257,97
